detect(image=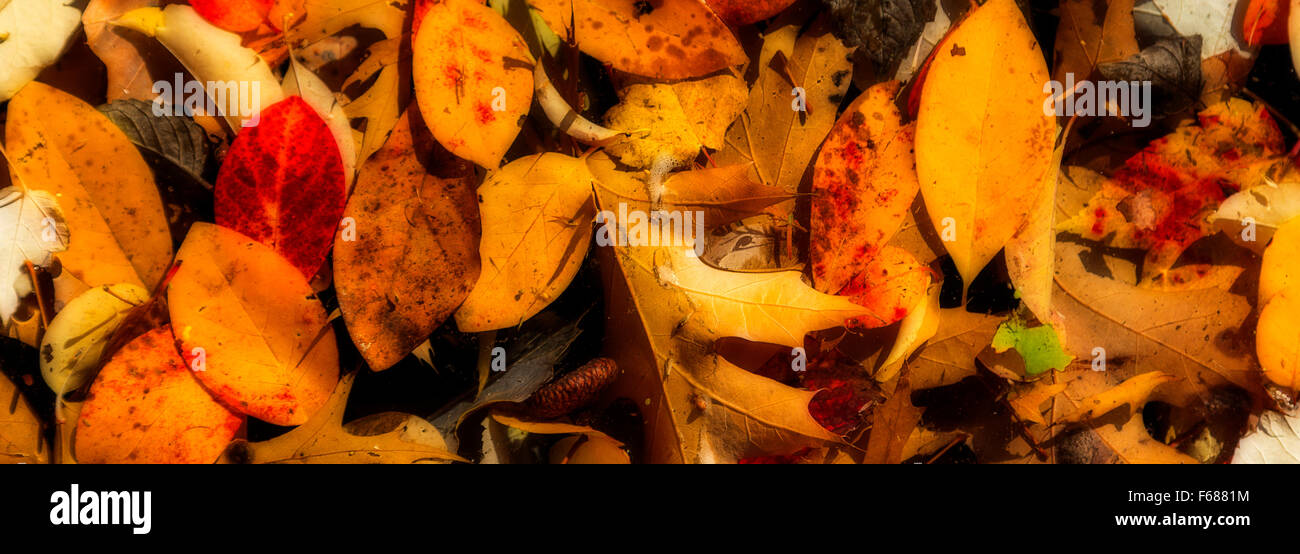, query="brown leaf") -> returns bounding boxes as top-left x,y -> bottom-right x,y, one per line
335,107 -> 480,371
